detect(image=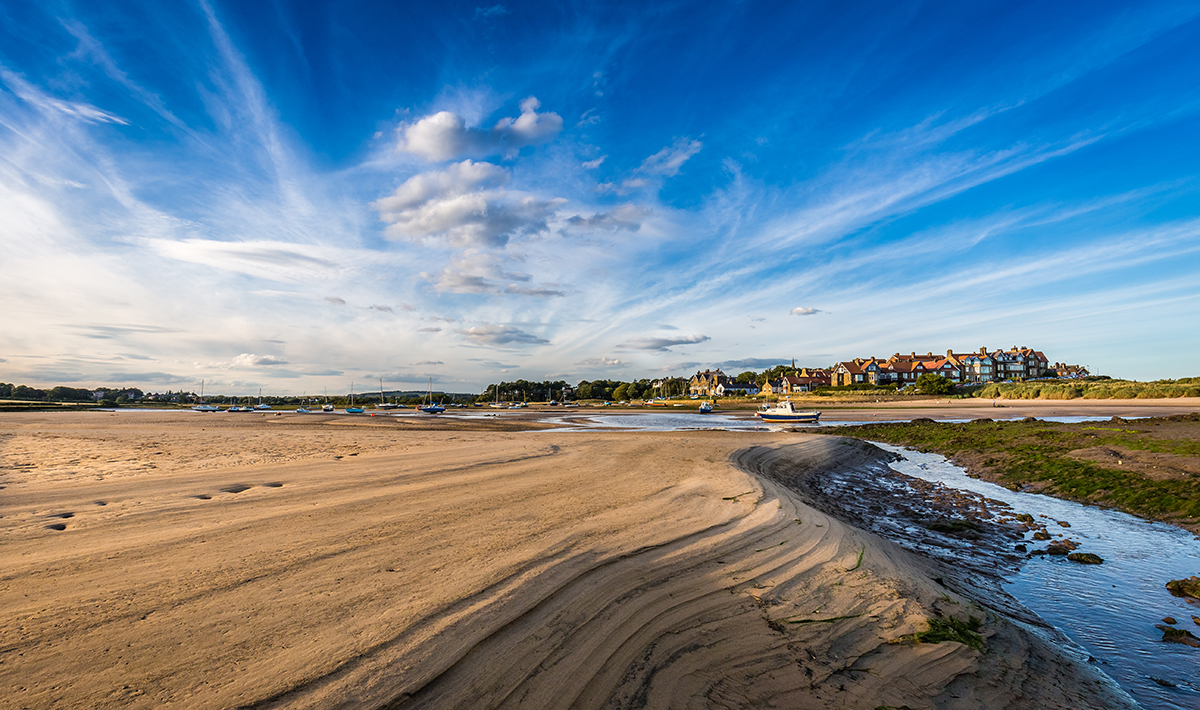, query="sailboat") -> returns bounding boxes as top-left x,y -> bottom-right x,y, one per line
192,380 -> 220,412
255,388 -> 271,410
295,392 -> 311,413
322,387 -> 334,412
419,378 -> 445,414
376,378 -> 398,409
345,383 -> 365,413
